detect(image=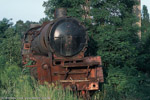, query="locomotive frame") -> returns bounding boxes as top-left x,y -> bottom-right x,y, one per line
22,8 -> 104,99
